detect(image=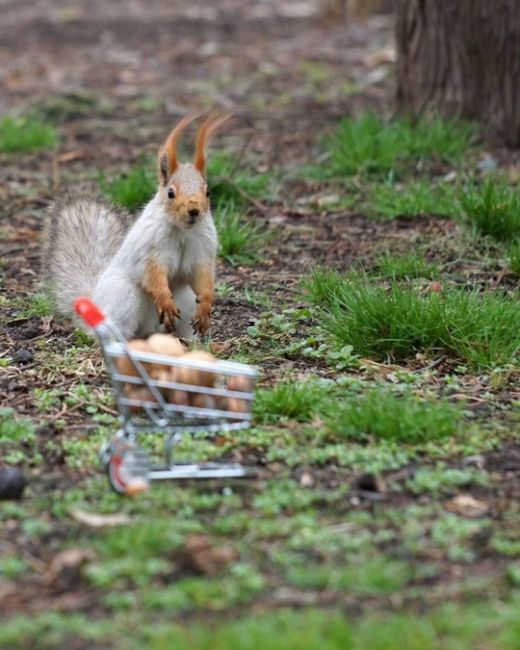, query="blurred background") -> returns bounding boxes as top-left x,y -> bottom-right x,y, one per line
0,0 -> 396,168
